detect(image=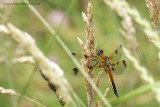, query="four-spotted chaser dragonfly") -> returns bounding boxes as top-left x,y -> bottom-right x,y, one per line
72,45 -> 127,98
